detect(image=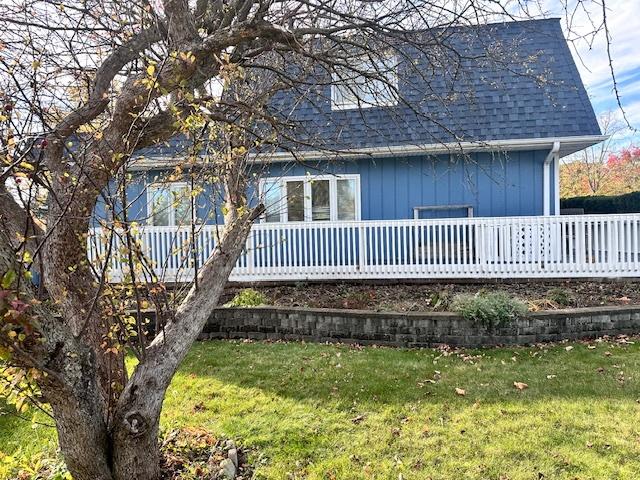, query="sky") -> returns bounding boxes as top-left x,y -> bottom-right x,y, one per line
544,0 -> 640,145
